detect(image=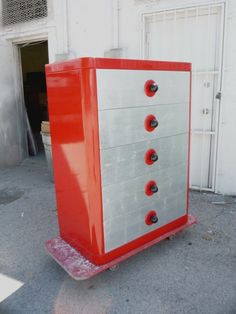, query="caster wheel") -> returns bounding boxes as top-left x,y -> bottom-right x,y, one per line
109,264 -> 119,272
167,235 -> 175,241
